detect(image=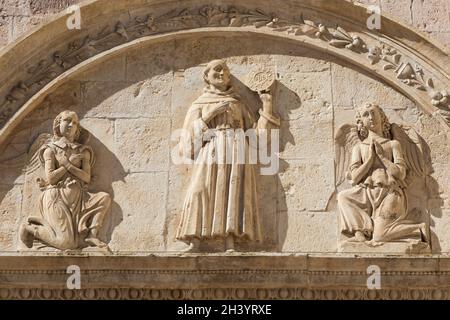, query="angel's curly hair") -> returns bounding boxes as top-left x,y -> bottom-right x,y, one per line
53,110 -> 81,141
356,103 -> 391,140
